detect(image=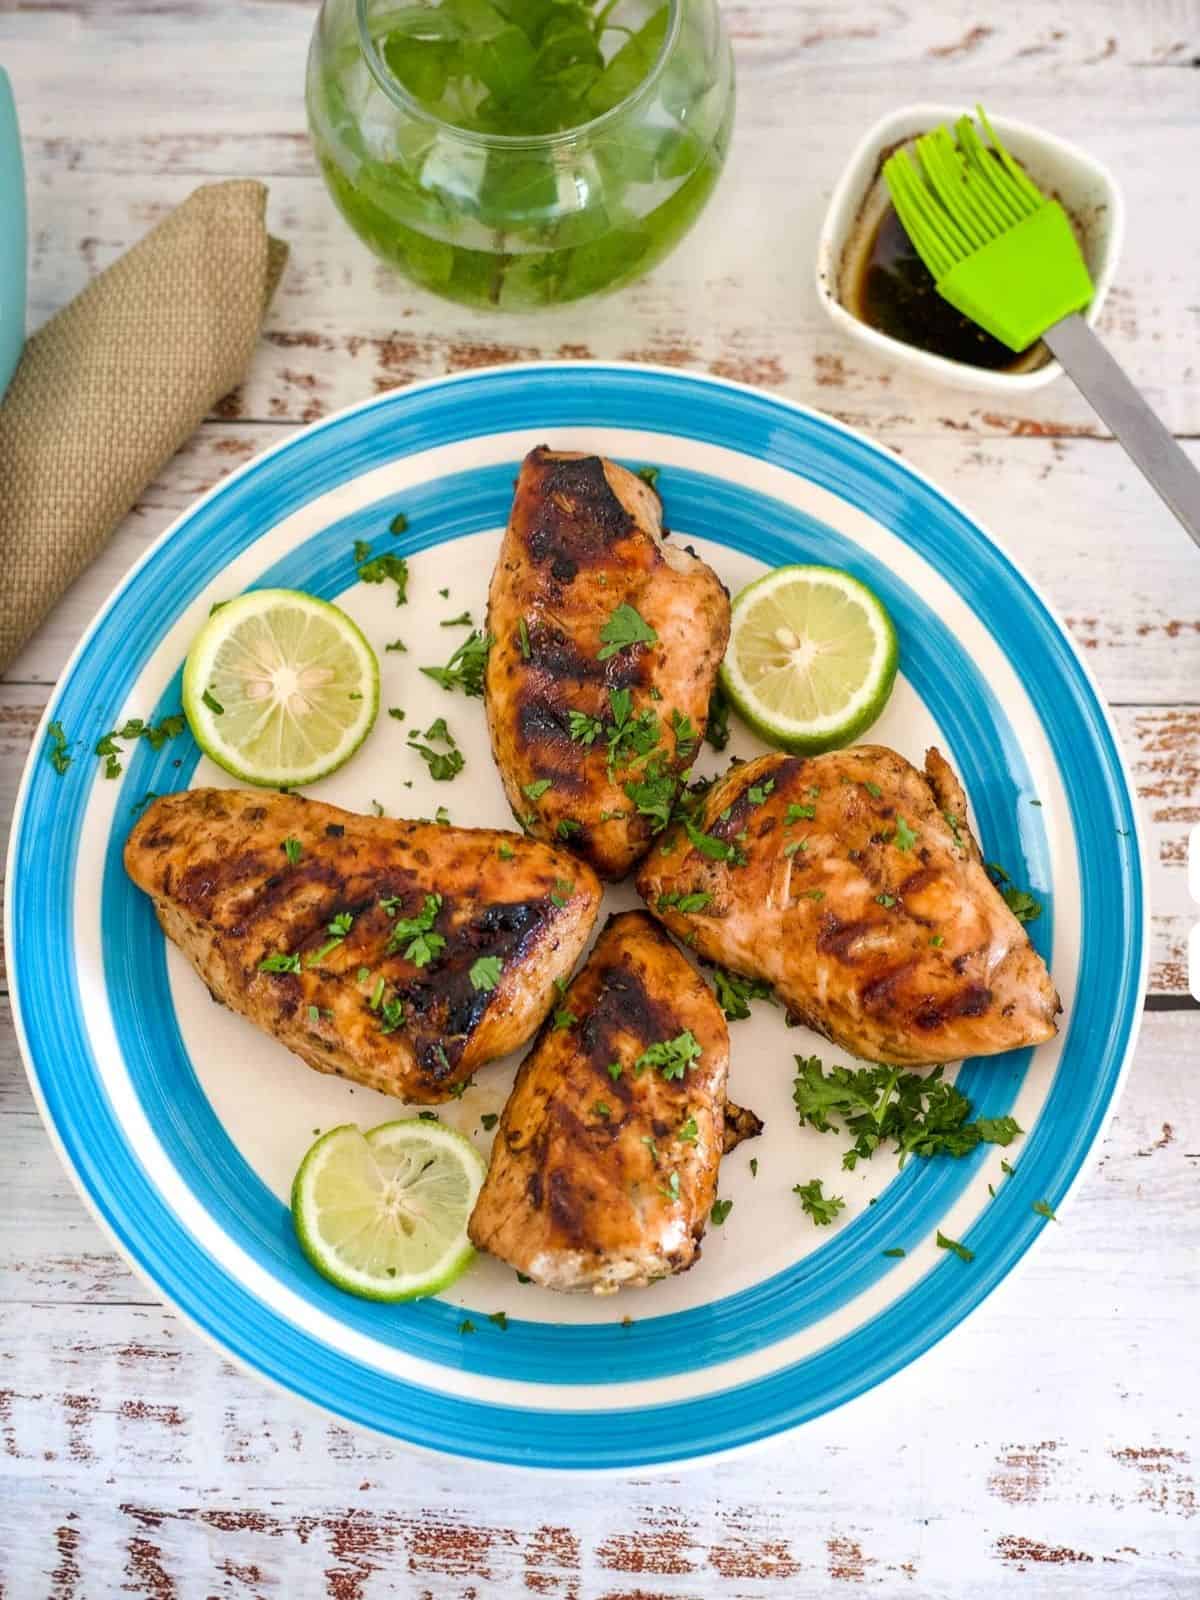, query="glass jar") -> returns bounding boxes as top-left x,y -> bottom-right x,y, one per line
306,0 -> 734,310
